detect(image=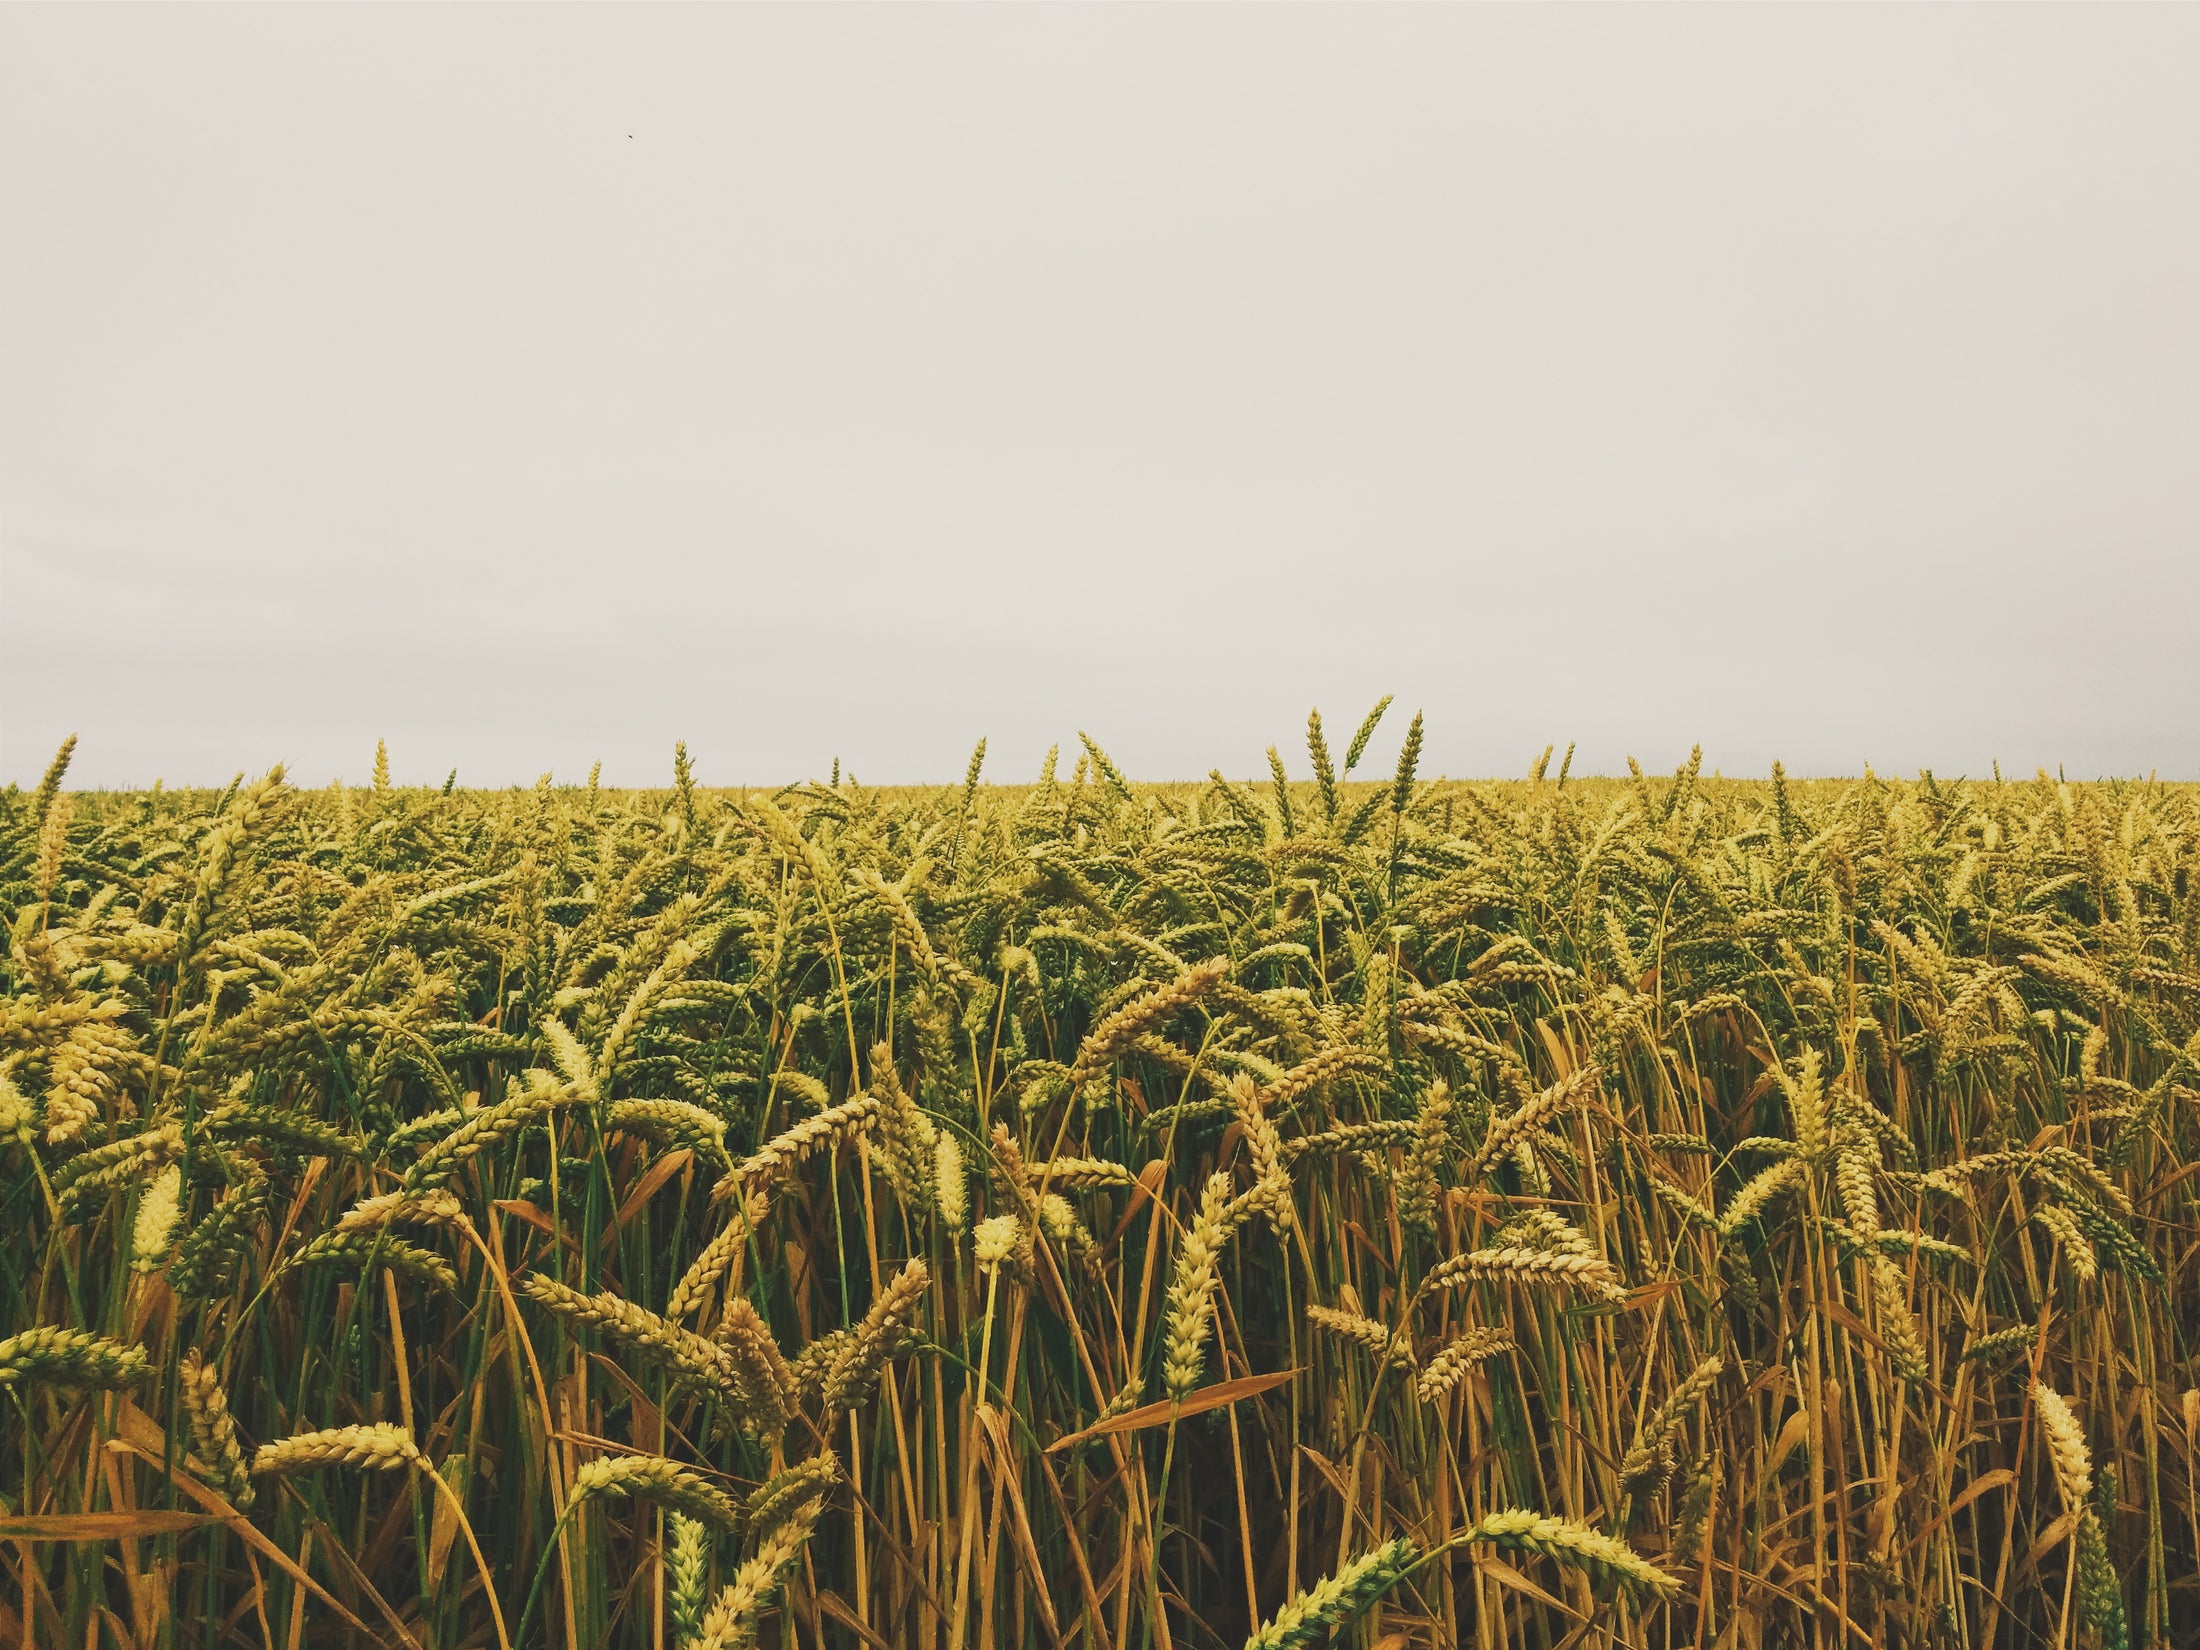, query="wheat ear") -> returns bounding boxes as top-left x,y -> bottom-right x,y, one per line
692,1494 -> 826,1650
1242,1537 -> 1417,1650
571,1454 -> 742,1530
0,1327 -> 149,1390
1461,1509 -> 1677,1597
253,1423 -> 419,1476
177,1347 -> 255,1508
